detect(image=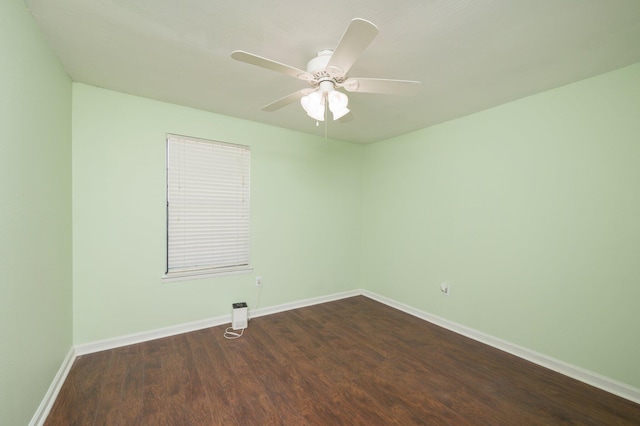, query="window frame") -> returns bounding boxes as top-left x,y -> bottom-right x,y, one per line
162,134 -> 252,282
